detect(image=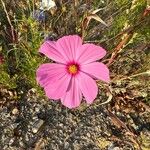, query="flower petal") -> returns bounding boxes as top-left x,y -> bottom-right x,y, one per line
44,74 -> 71,100
77,43 -> 106,64
61,77 -> 82,108
36,63 -> 66,87
56,35 -> 82,61
81,62 -> 110,83
77,72 -> 98,104
39,41 -> 66,63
